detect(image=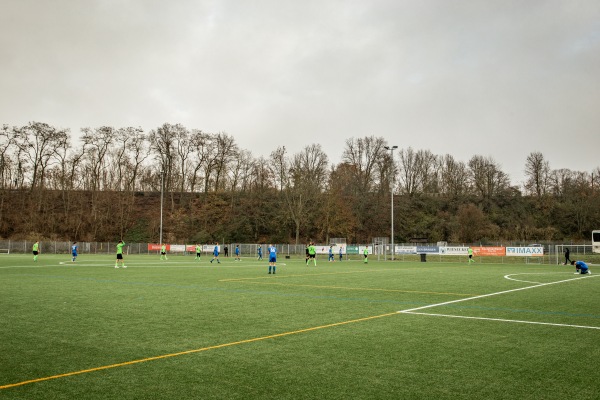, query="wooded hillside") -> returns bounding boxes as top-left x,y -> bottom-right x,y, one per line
1,122 -> 599,243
